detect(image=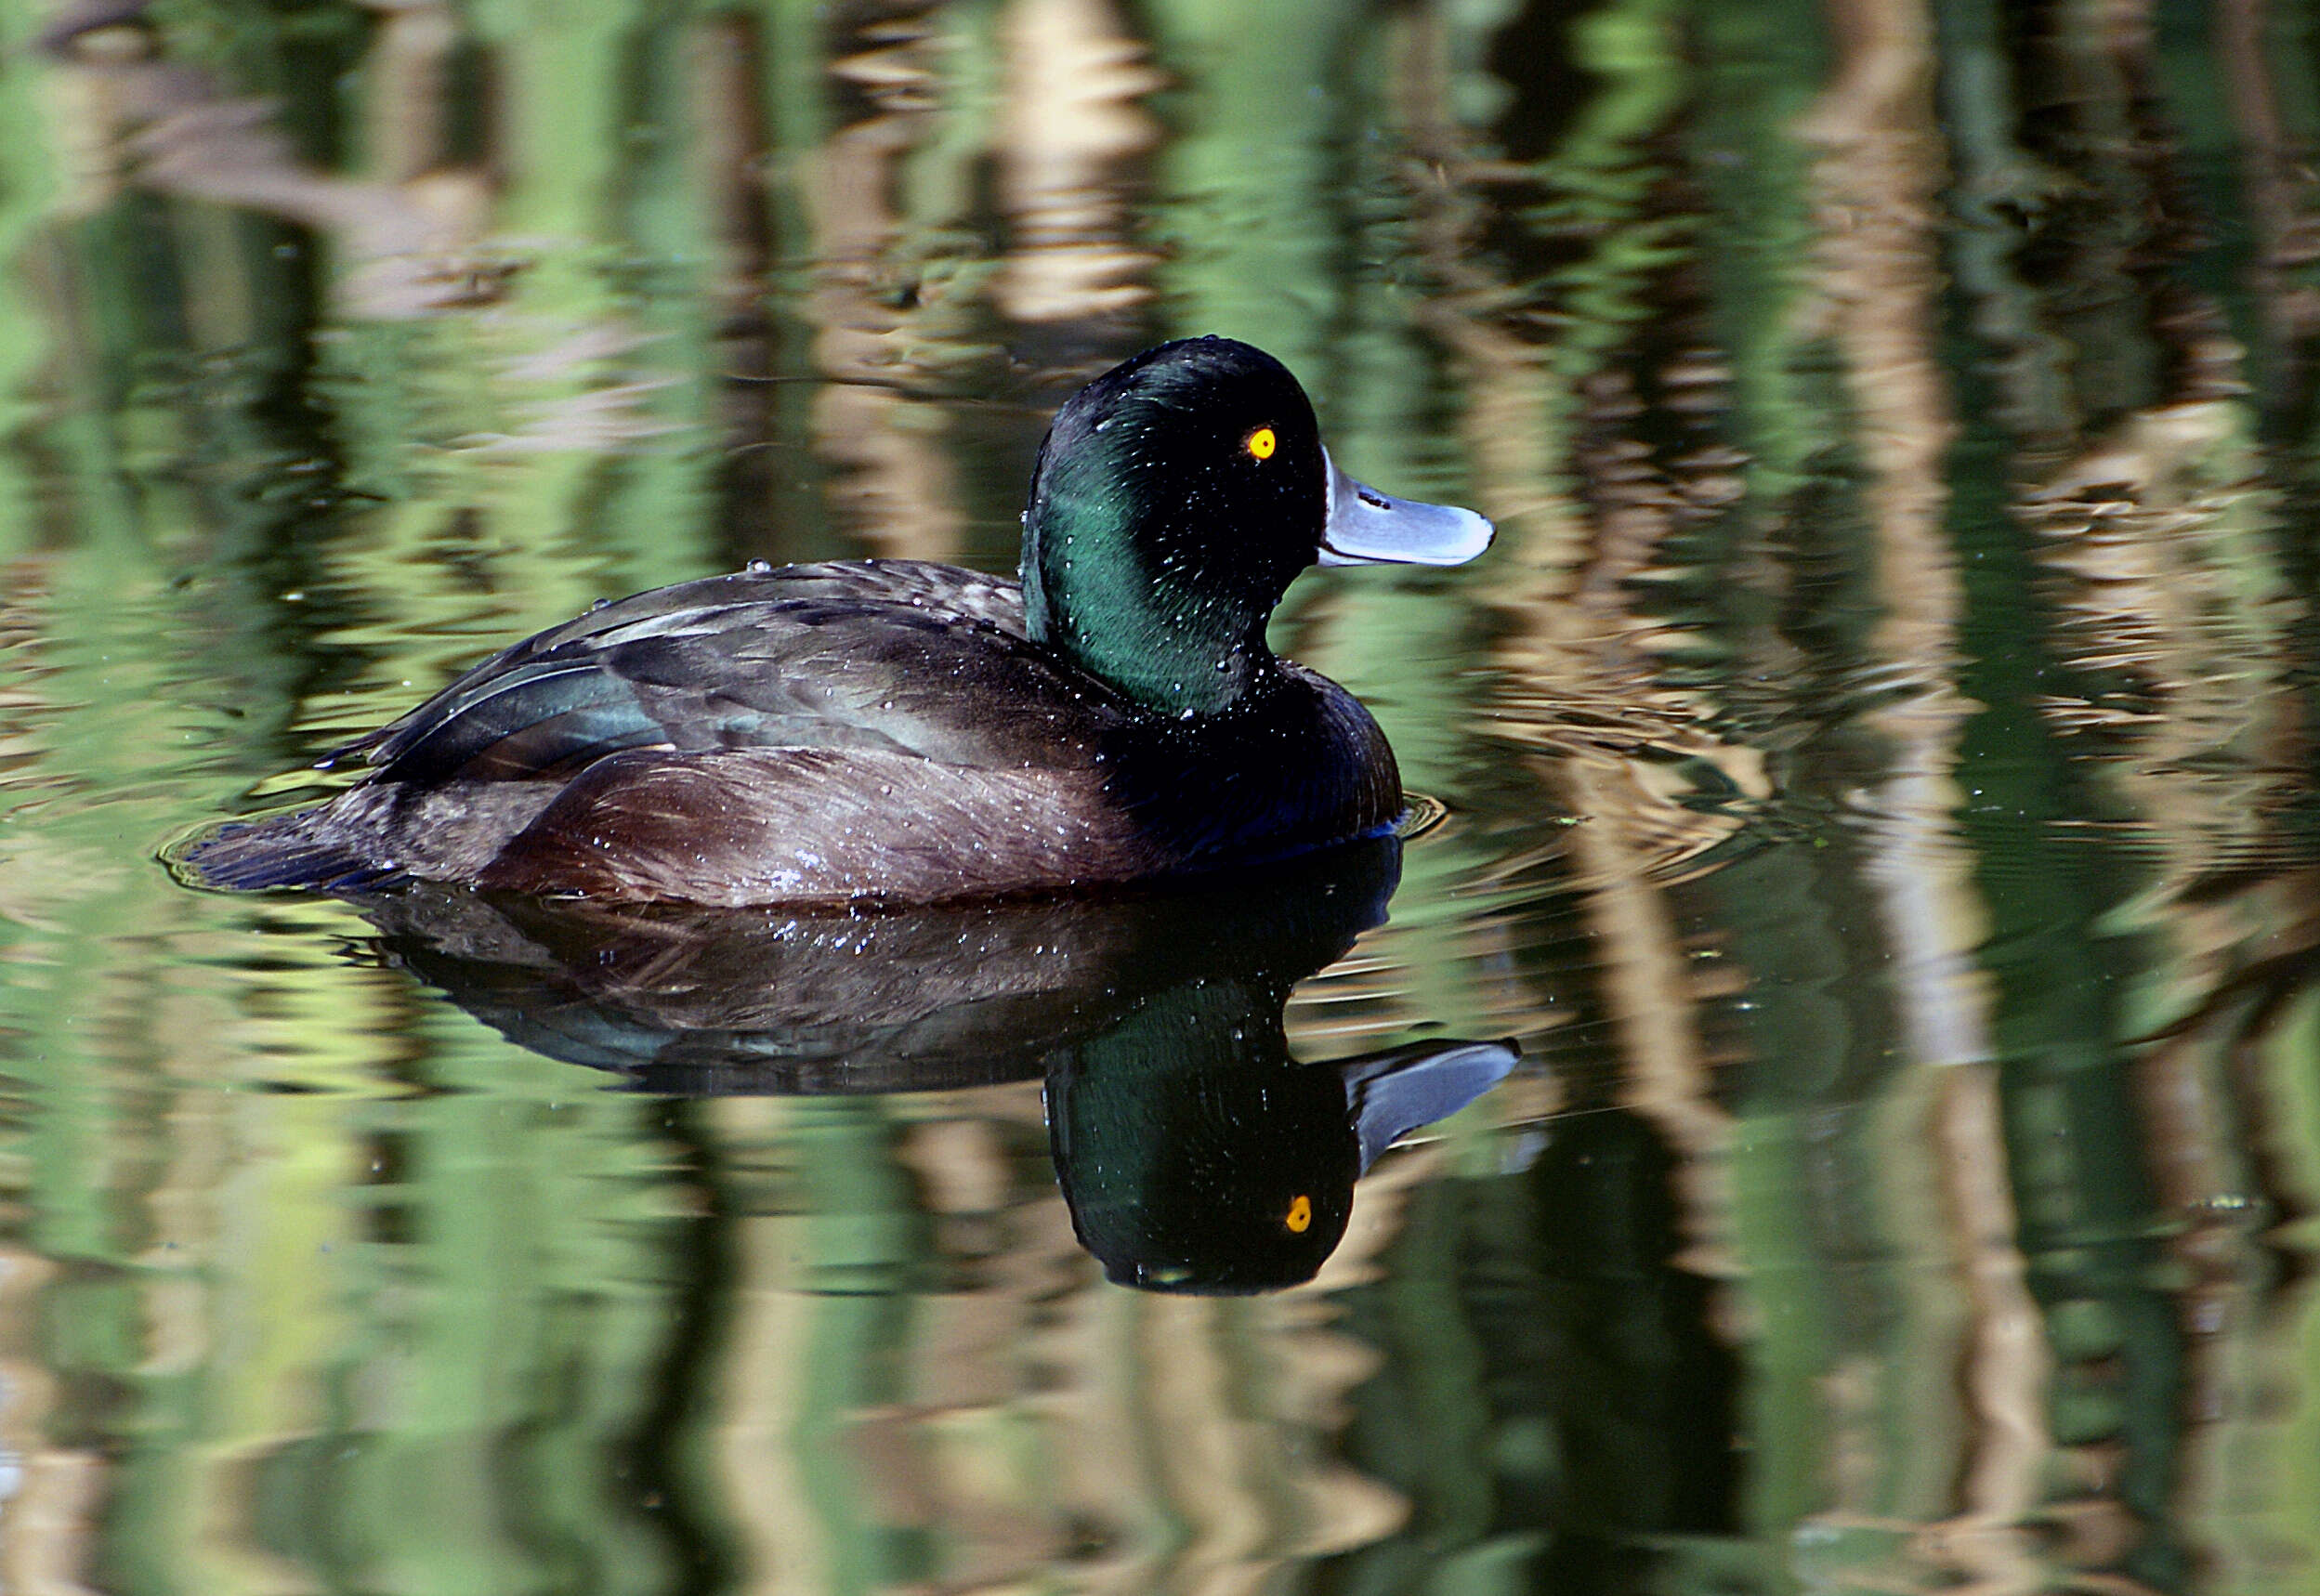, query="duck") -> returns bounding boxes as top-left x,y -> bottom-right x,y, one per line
177,336 -> 1493,906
